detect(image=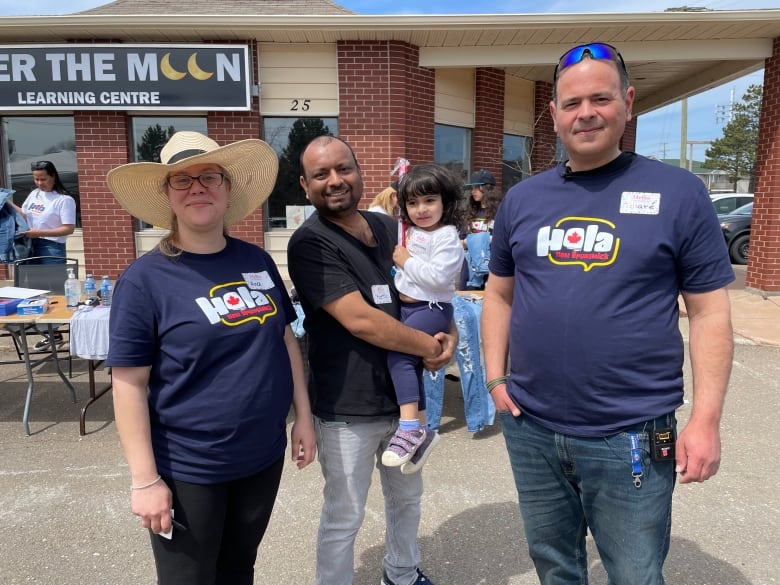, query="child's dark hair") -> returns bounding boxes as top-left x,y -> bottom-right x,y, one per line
397,164 -> 464,228
465,183 -> 502,227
